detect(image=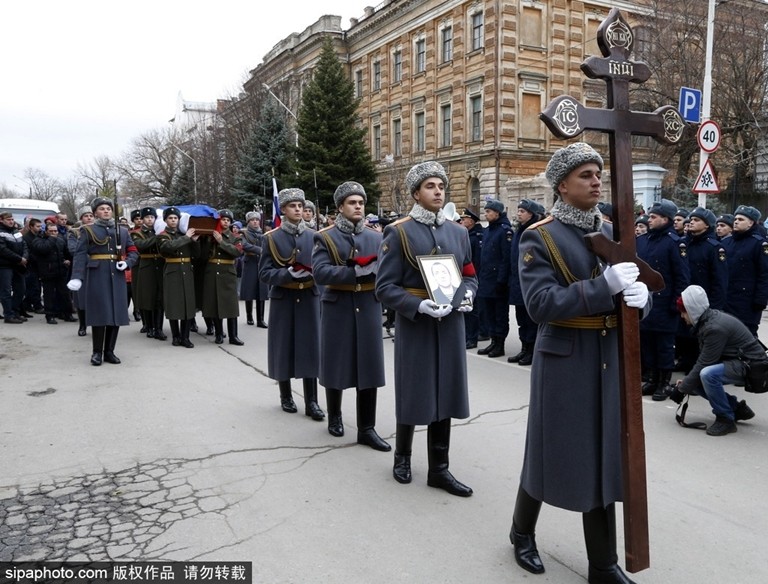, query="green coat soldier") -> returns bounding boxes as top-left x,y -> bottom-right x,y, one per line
133,207 -> 167,340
